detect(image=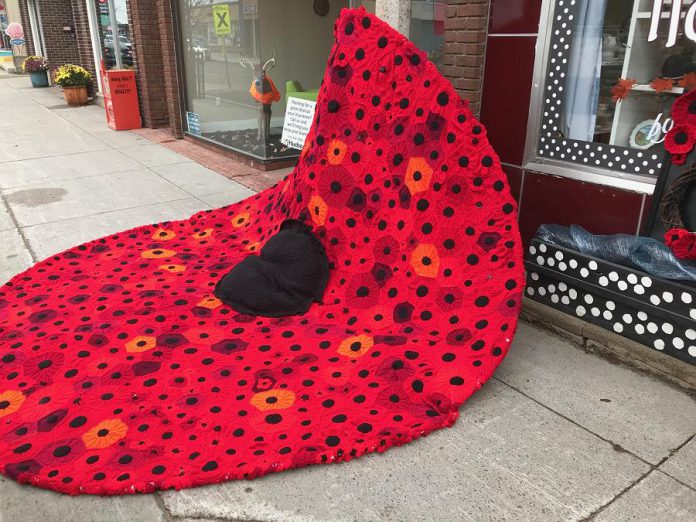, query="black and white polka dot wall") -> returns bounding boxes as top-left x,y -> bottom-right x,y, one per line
538,0 -> 662,175
525,240 -> 696,367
